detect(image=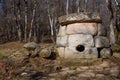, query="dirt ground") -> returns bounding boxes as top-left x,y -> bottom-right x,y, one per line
0,42 -> 120,80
